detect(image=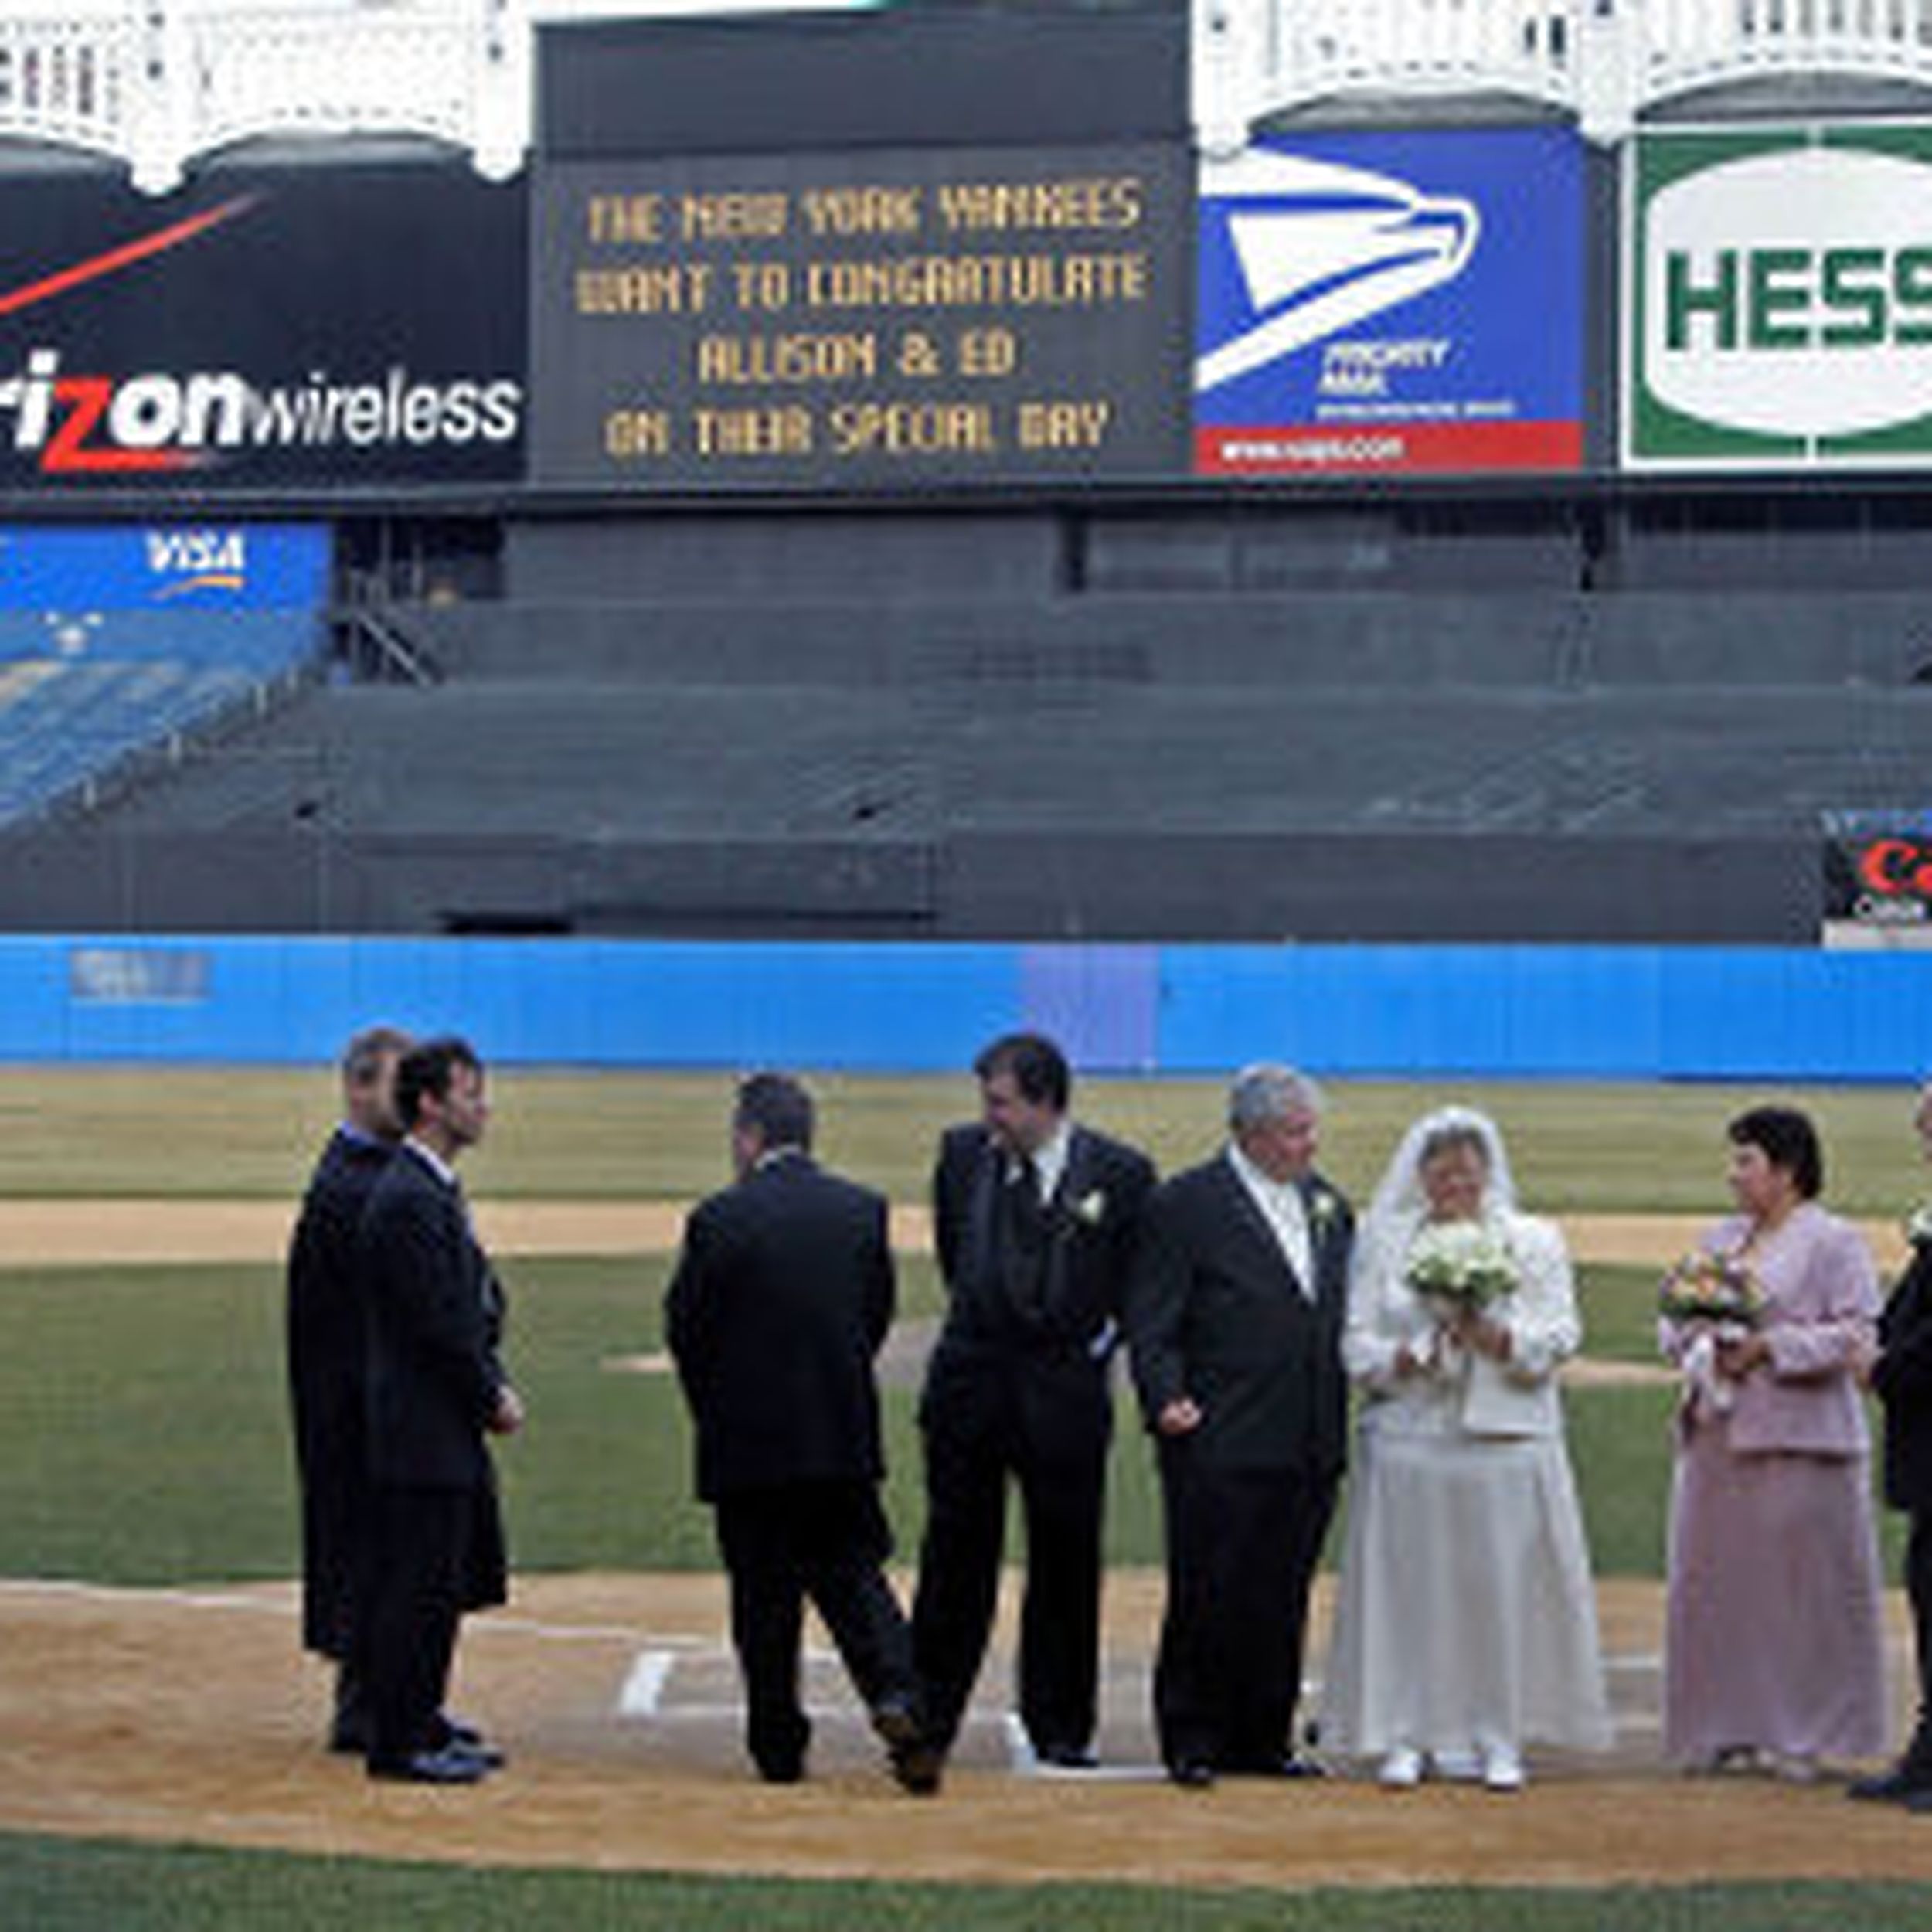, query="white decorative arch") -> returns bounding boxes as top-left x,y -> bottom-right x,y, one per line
1195,1 -> 1932,152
